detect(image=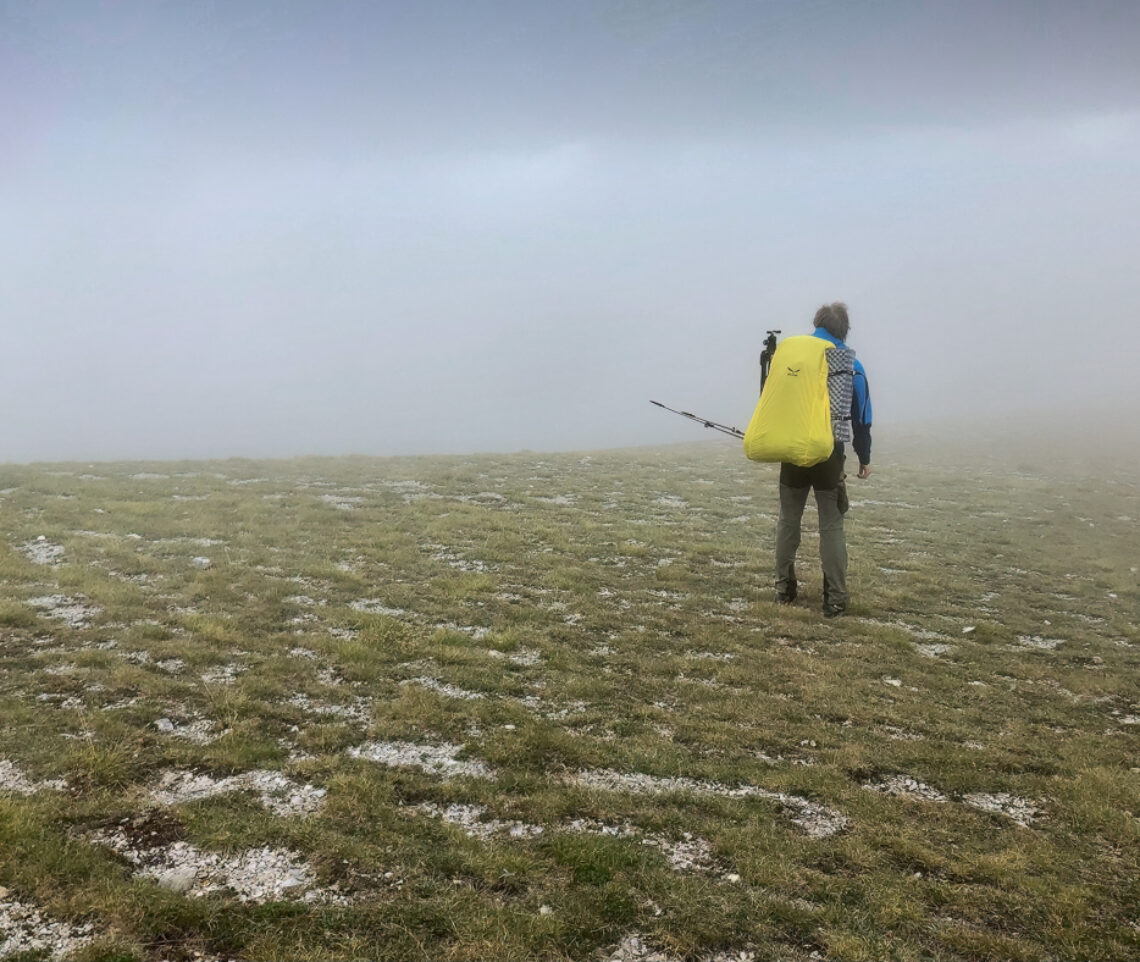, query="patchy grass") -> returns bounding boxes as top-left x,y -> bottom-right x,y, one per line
0,443 -> 1136,961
